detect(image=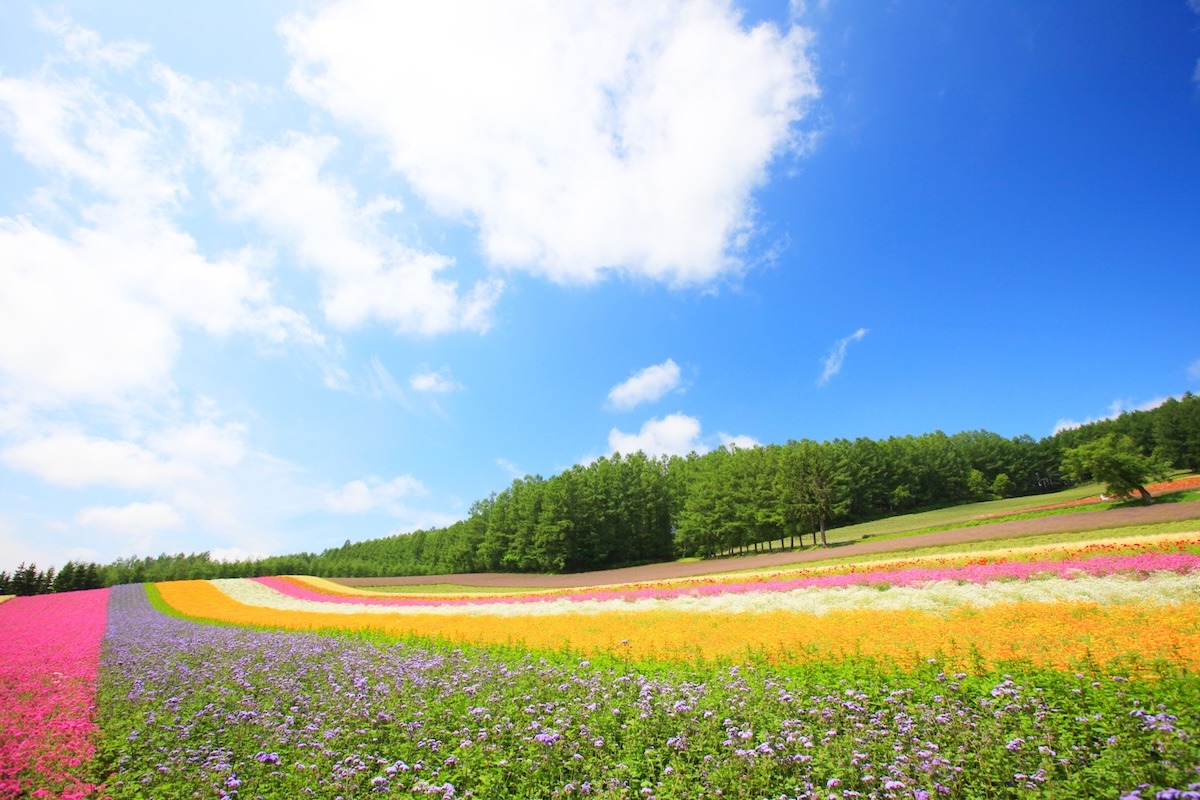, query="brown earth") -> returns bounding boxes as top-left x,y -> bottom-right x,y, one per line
329,500 -> 1200,591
